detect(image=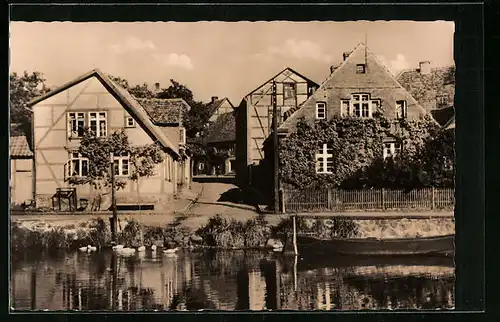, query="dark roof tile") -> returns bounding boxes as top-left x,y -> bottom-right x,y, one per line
10,135 -> 33,158
136,98 -> 189,125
